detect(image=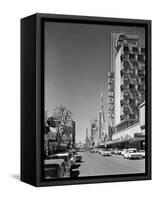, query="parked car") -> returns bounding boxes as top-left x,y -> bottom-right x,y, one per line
110,148 -> 115,154
68,152 -> 76,166
74,152 -> 82,162
48,152 -> 72,174
68,149 -> 81,162
98,148 -> 104,154
138,150 -> 145,158
90,148 -> 95,153
124,148 -> 143,159
94,148 -> 99,153
101,149 -> 112,156
44,159 -> 65,179
121,149 -> 128,156
78,148 -> 86,152
113,149 -> 122,155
